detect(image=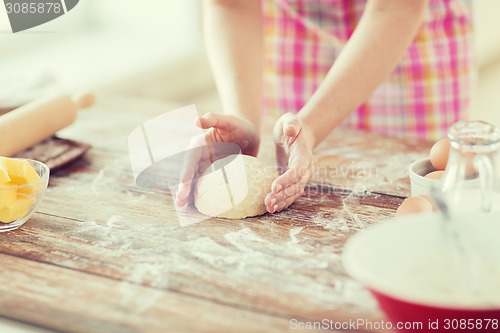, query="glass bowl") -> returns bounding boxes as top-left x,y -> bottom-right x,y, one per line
0,158 -> 50,232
